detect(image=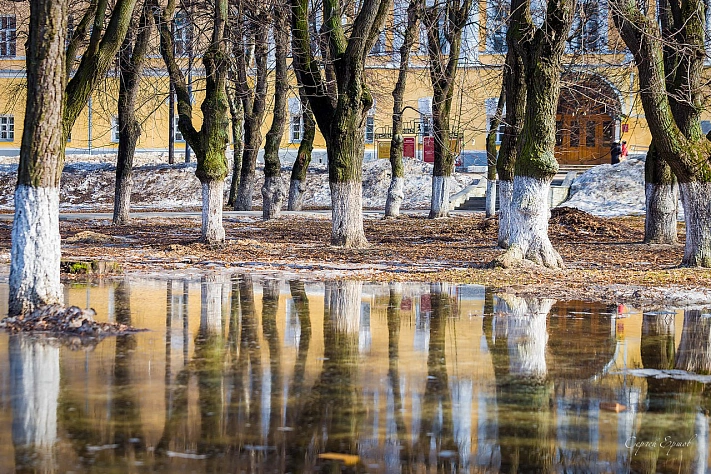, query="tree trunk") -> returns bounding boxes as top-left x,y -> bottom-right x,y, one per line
385,0 -> 420,218
235,28 -> 268,211
201,180 -> 226,243
226,80 -> 243,208
644,142 -> 678,244
288,93 -> 315,211
9,0 -> 67,316
496,42 -> 526,249
679,182 -> 711,266
485,87 -> 505,218
495,0 -> 571,269
261,12 -> 289,220
113,5 -> 150,226
154,0 -> 230,243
